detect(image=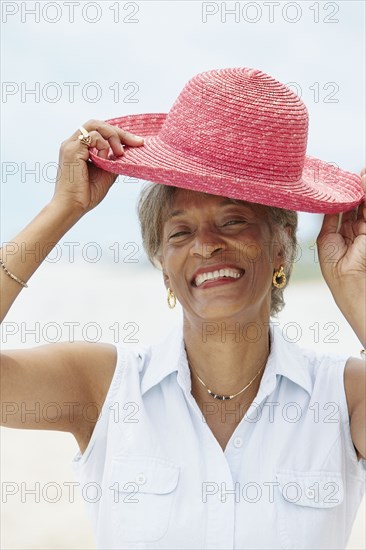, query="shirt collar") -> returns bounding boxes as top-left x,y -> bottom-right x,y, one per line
140,319 -> 313,397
